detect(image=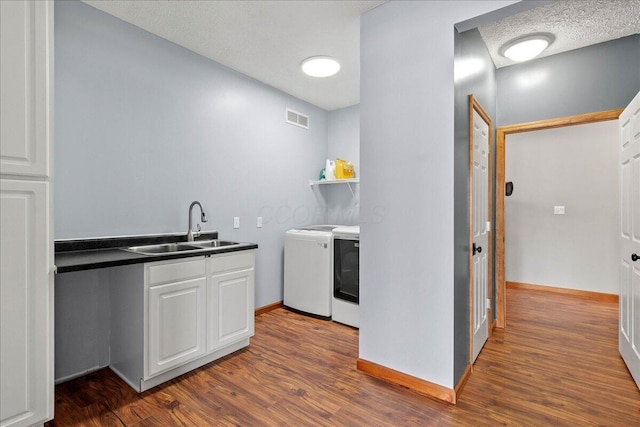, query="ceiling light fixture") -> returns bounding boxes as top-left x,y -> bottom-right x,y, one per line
301,56 -> 341,77
500,33 -> 554,62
